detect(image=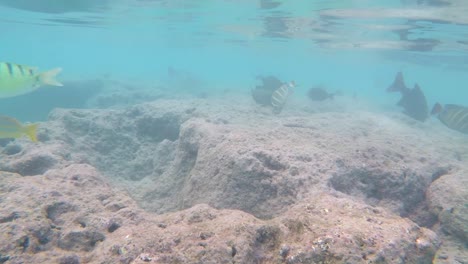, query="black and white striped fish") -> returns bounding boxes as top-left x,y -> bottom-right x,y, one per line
431,103 -> 468,134
0,62 -> 62,98
271,81 -> 295,114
